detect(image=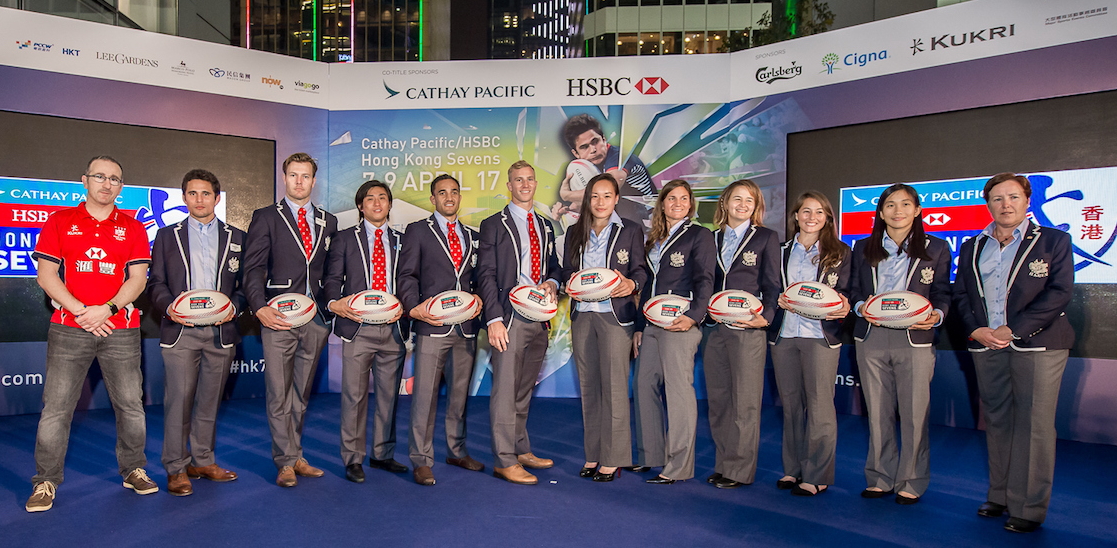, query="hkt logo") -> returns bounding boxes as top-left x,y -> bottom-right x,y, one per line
62,48 -> 79,56
566,77 -> 669,97
261,76 -> 283,89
